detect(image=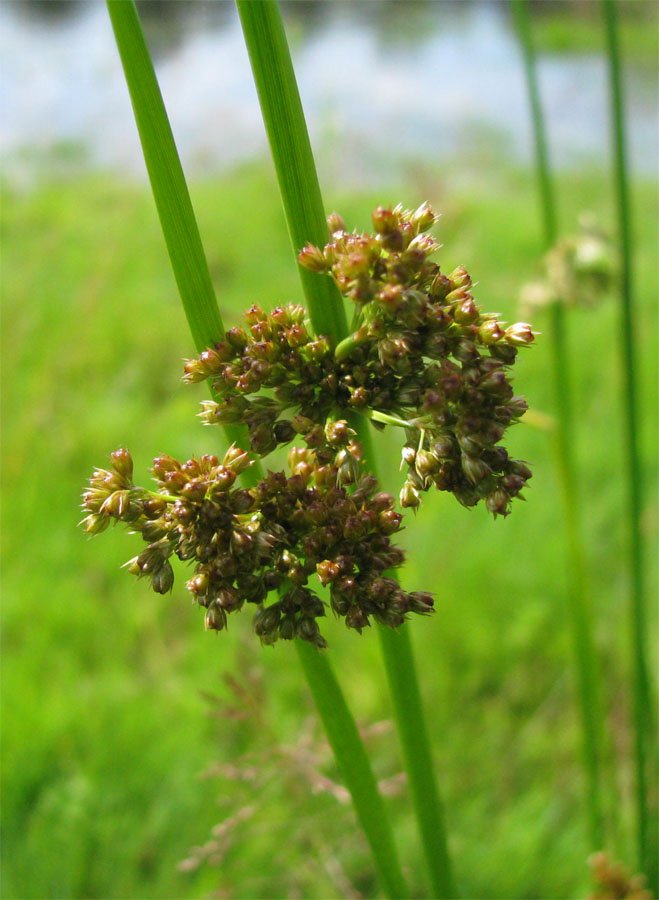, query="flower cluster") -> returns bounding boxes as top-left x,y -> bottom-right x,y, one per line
83,201 -> 536,645
587,852 -> 650,900
520,215 -> 613,316
299,204 -> 535,516
81,429 -> 432,647
189,203 -> 534,517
